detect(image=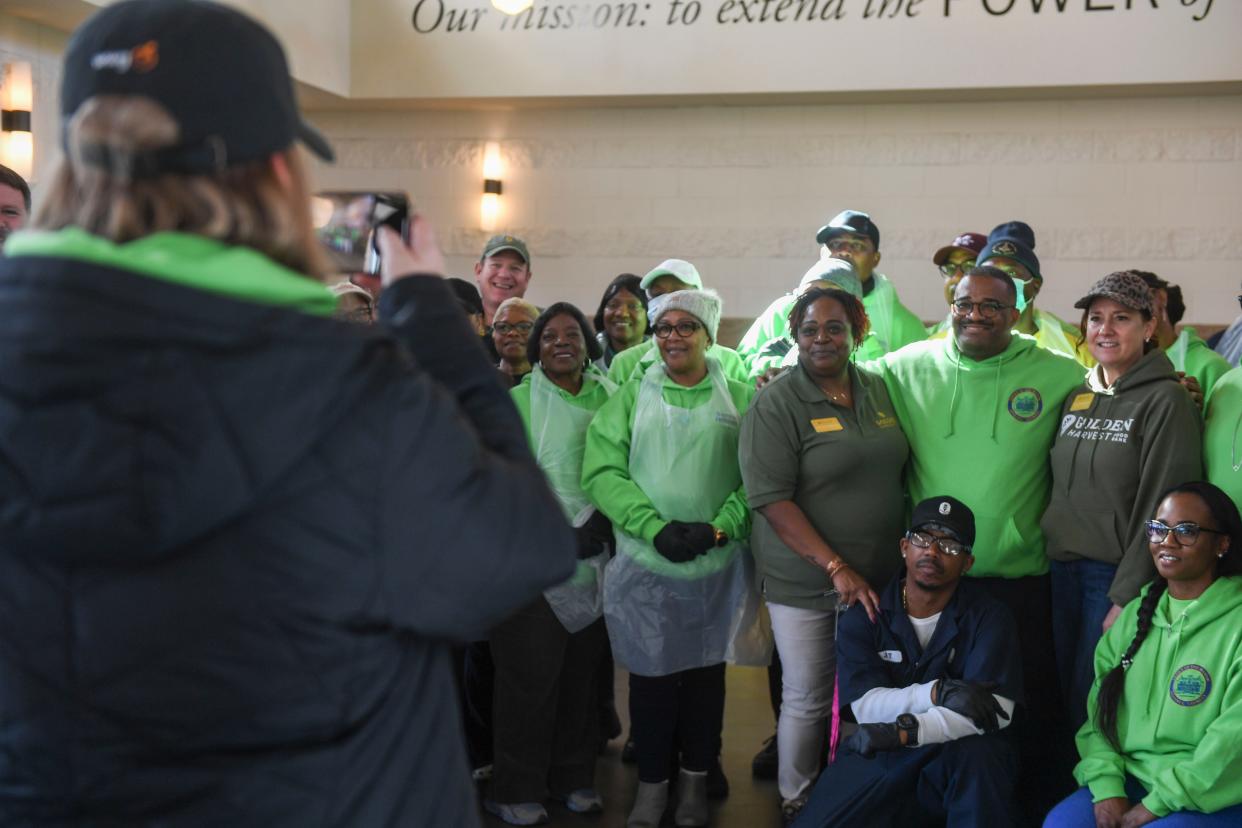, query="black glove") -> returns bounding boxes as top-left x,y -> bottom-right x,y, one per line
653,523 -> 698,563
680,522 -> 717,555
935,679 -> 1009,733
575,511 -> 613,560
843,723 -> 904,758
